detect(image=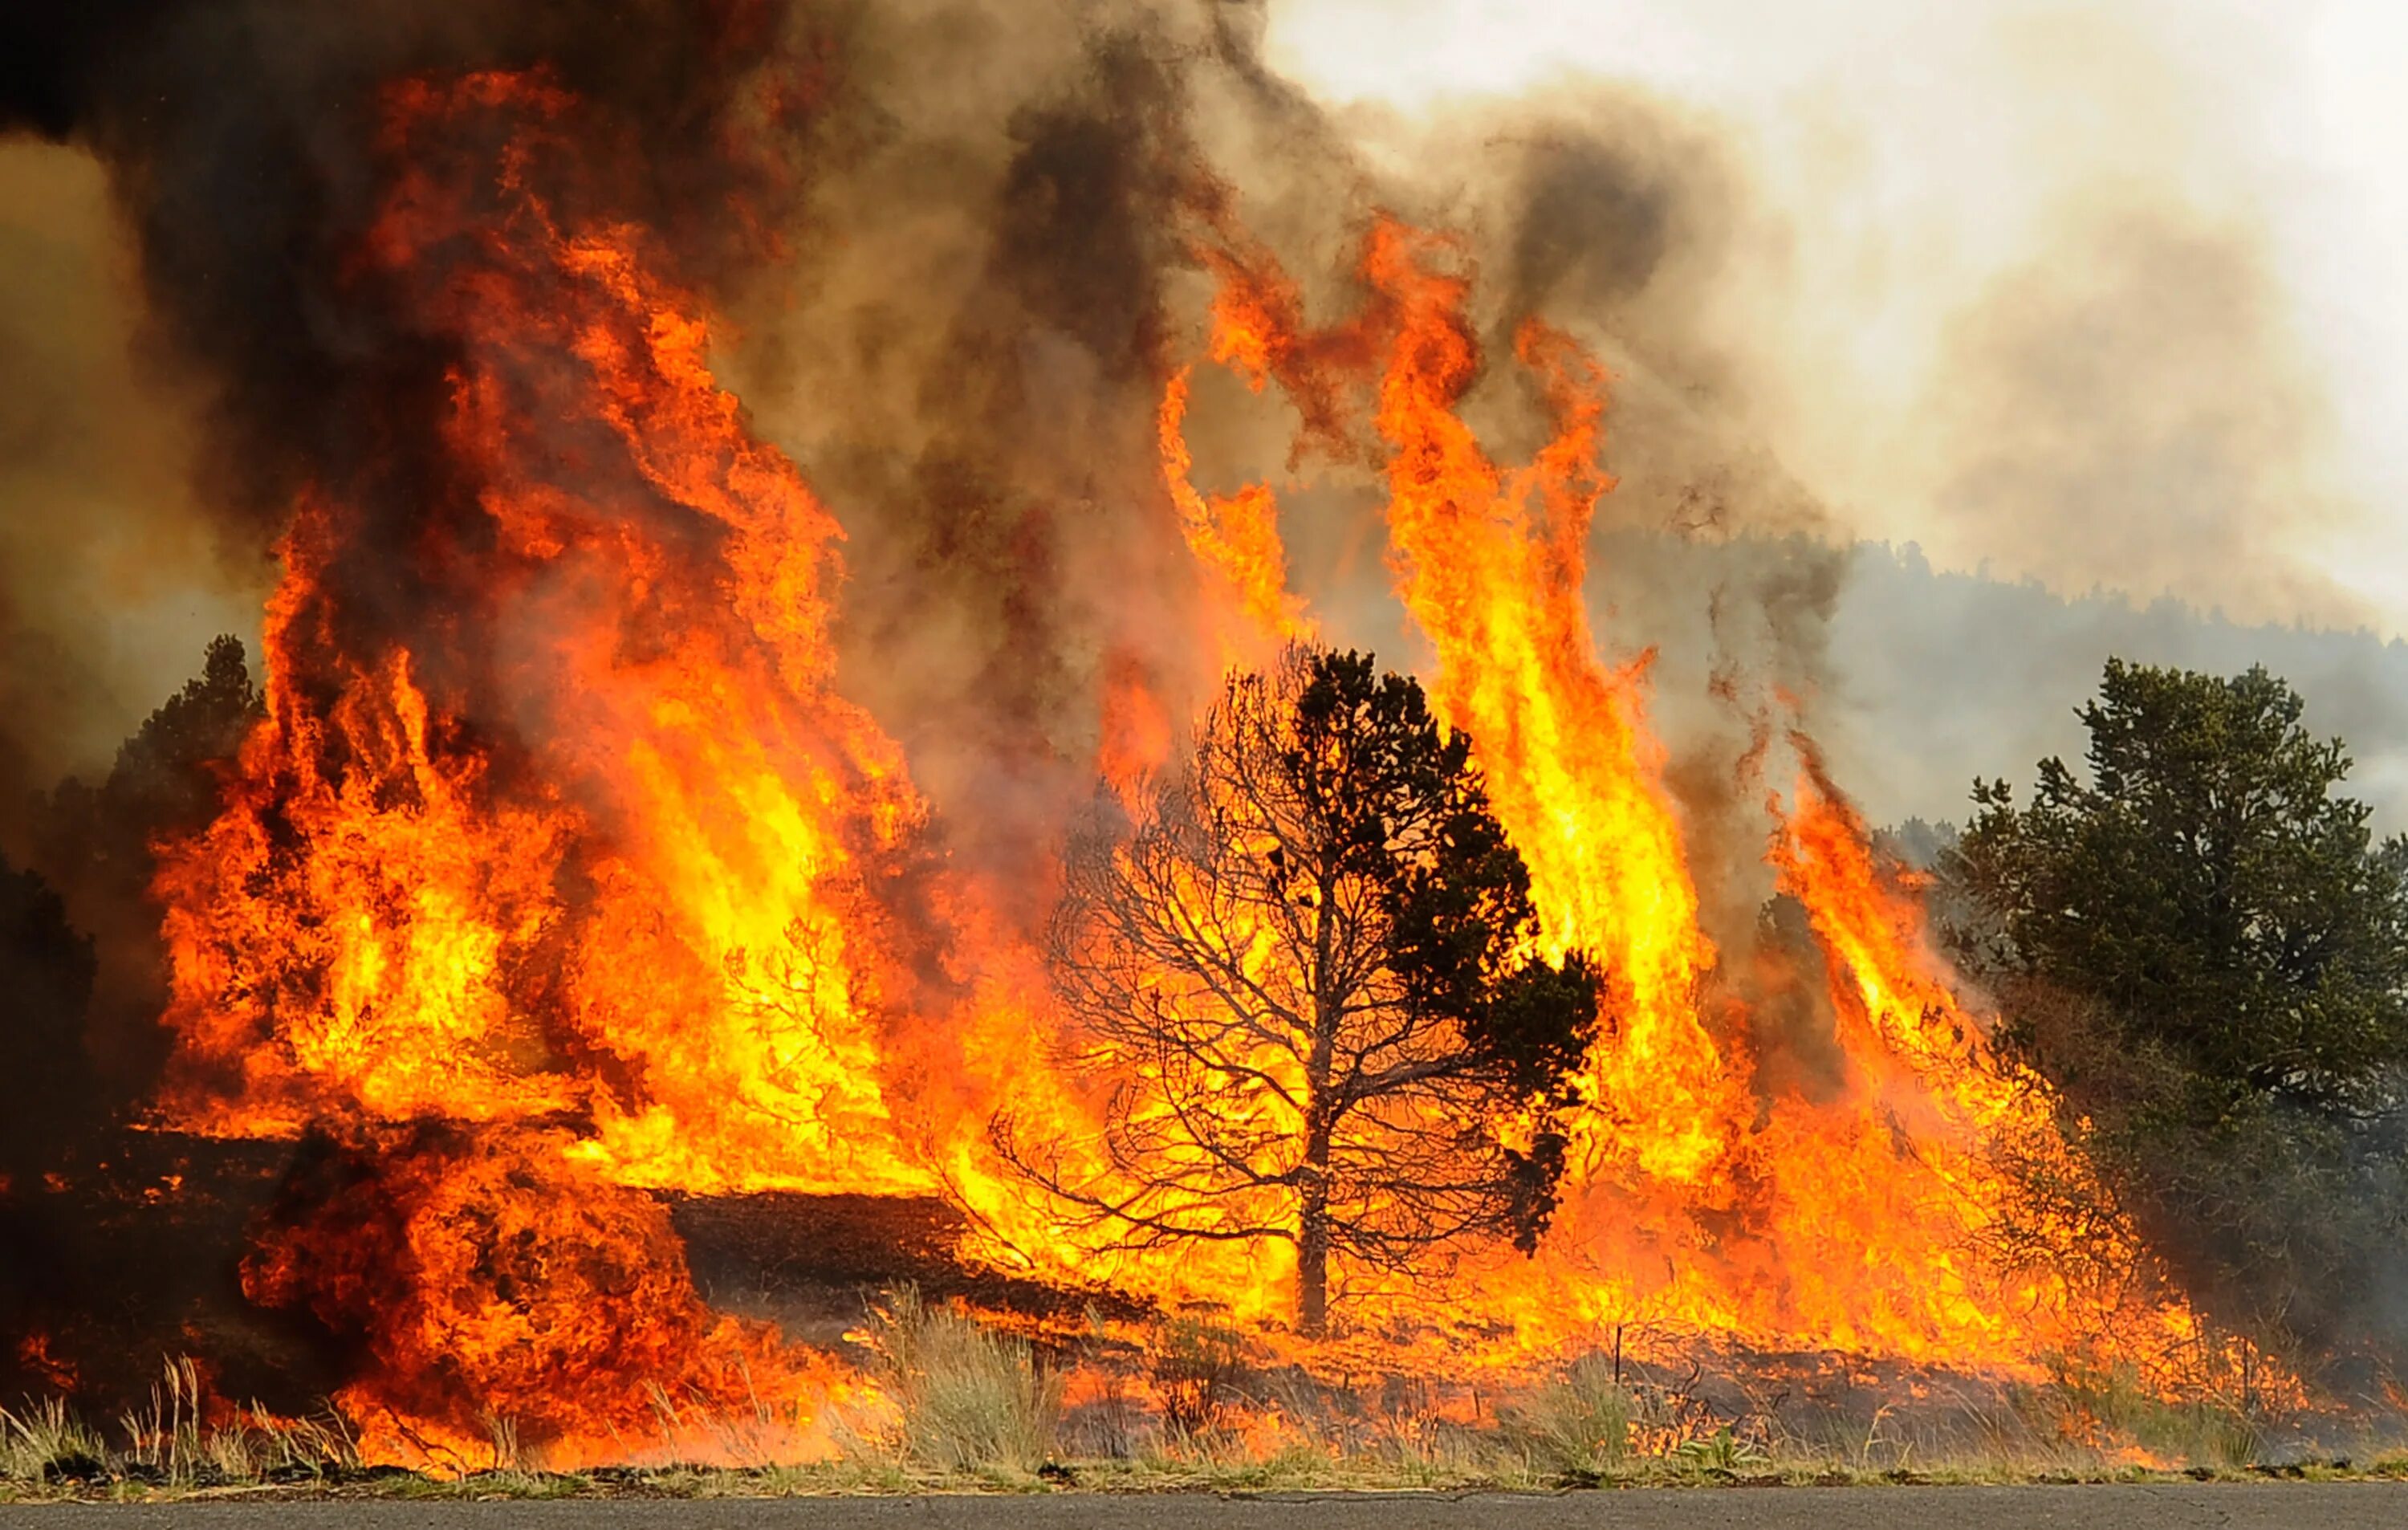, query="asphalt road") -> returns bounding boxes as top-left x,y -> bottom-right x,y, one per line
5,1487 -> 2406,1530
